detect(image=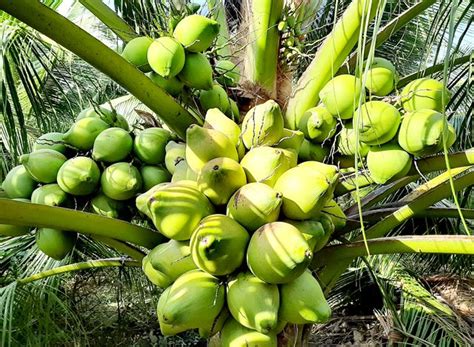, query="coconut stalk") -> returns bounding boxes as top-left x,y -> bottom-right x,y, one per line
78,0 -> 137,42
0,0 -> 197,139
316,167 -> 474,293
17,258 -> 141,285
285,0 -> 381,129
313,235 -> 474,268
90,235 -> 146,260
243,0 -> 284,97
0,199 -> 165,249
